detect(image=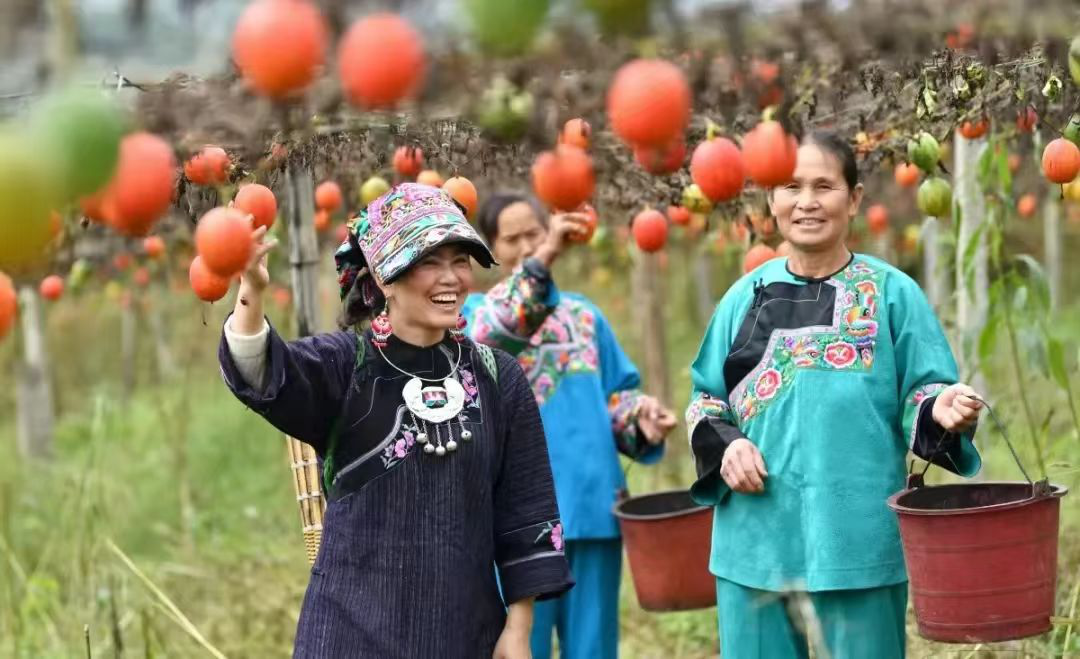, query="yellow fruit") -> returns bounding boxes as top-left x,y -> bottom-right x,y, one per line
682,184 -> 714,214
901,224 -> 921,254
1063,179 -> 1080,203
104,280 -> 124,303
590,266 -> 612,288
0,132 -> 58,273
360,176 -> 391,207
